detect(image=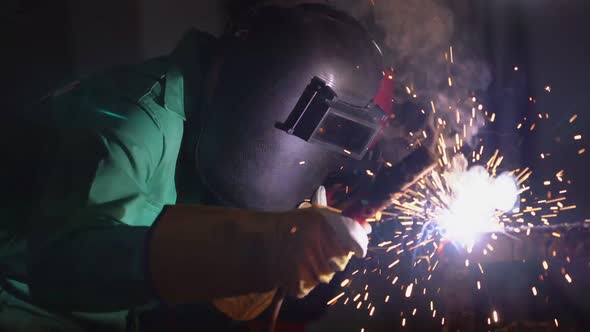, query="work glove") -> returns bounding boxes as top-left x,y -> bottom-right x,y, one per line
211,186 -> 330,321
293,186 -> 370,297
148,189 -> 370,314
